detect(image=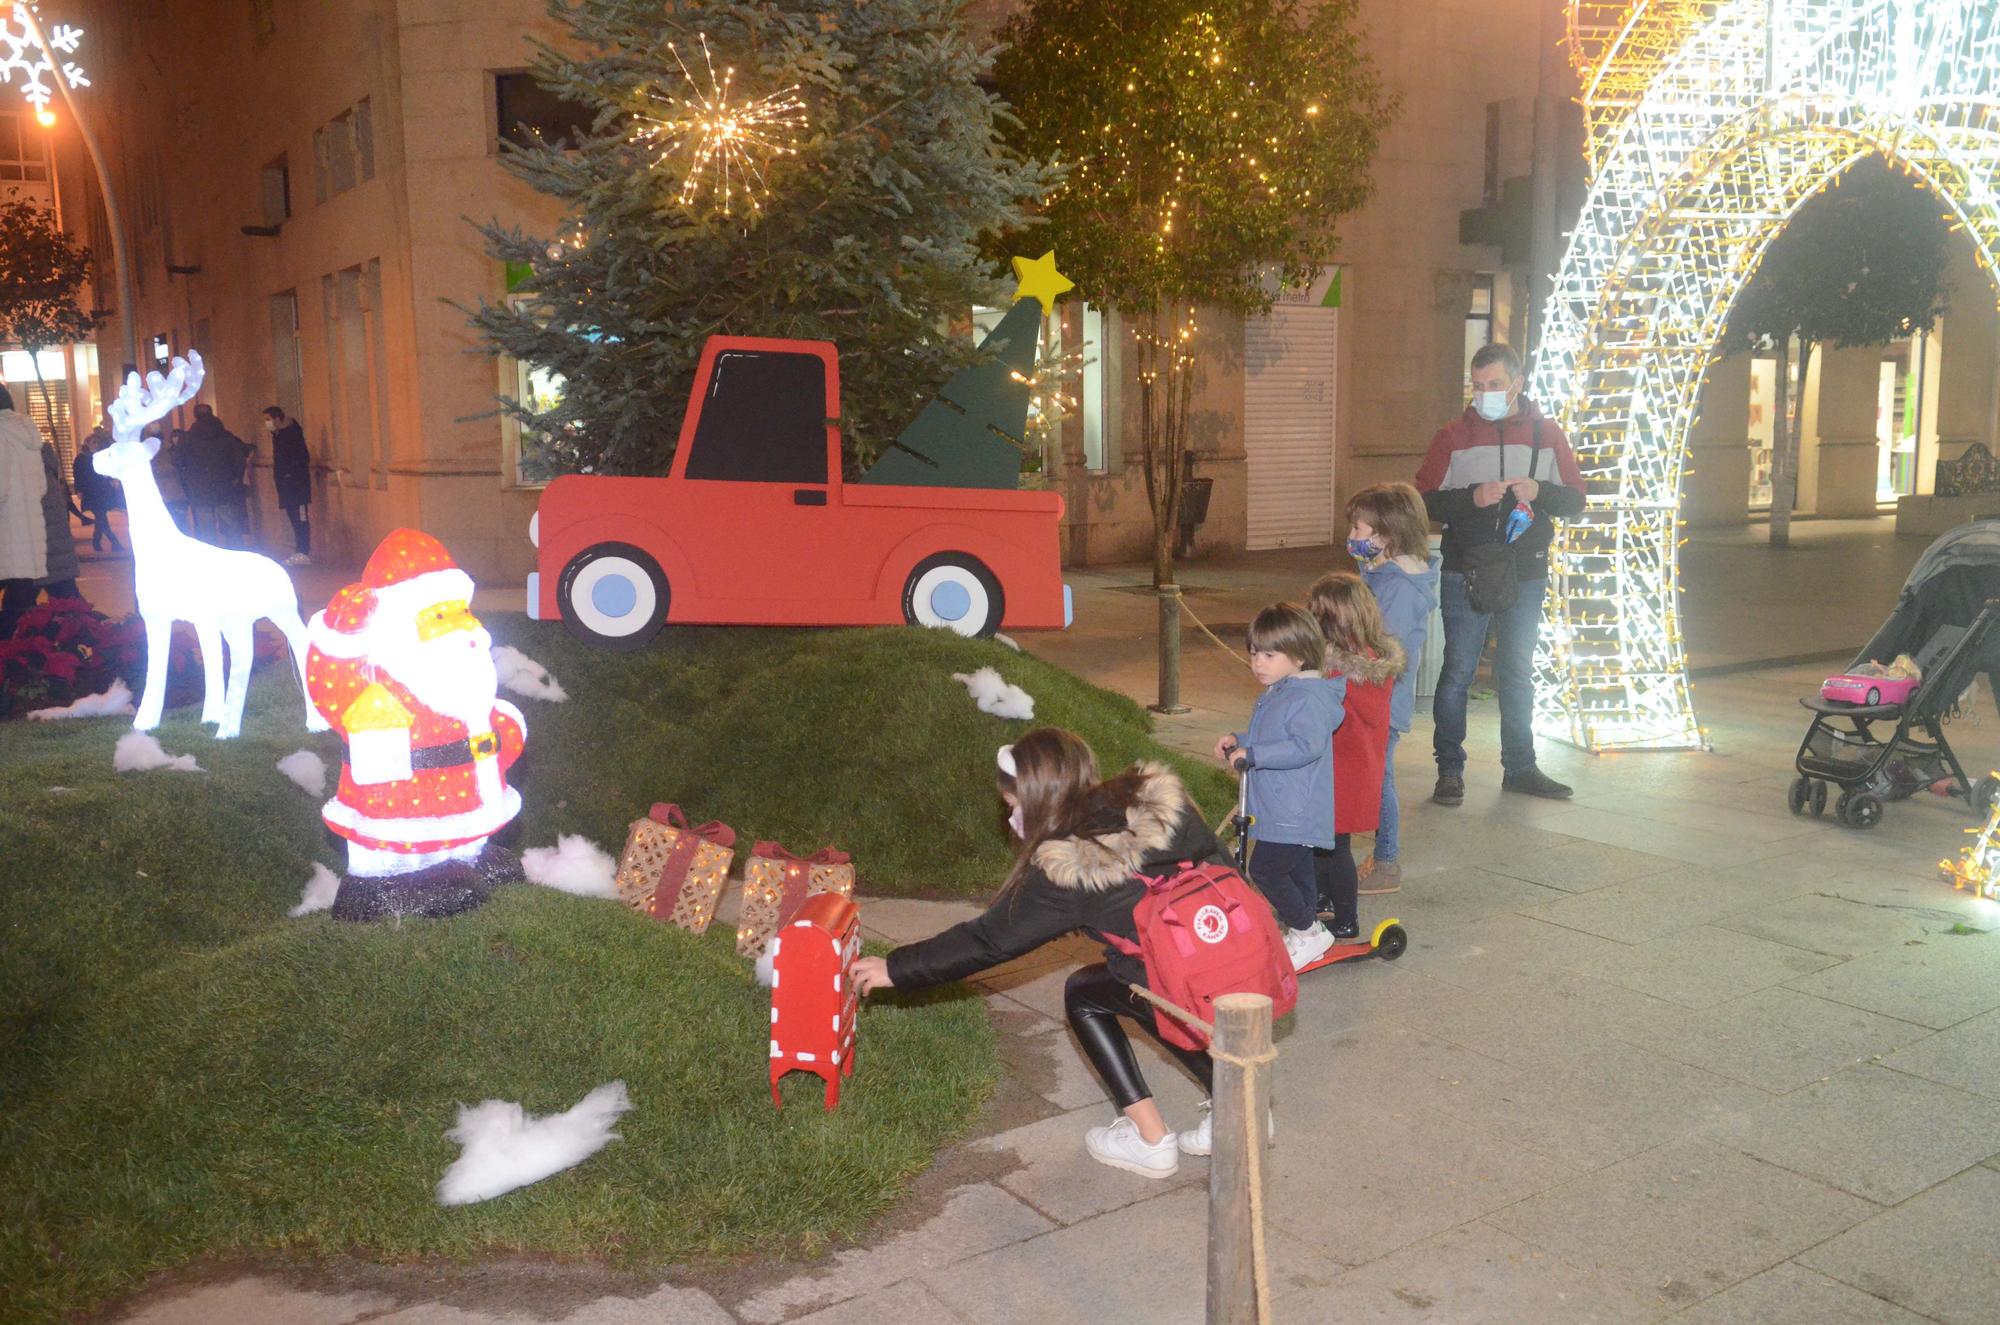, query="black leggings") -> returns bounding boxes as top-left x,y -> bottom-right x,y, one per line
1064,963 -> 1213,1110
1313,835 -> 1358,930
